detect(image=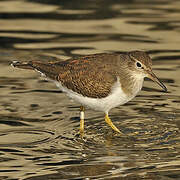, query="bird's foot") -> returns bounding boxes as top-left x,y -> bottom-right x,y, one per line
105,114 -> 124,135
